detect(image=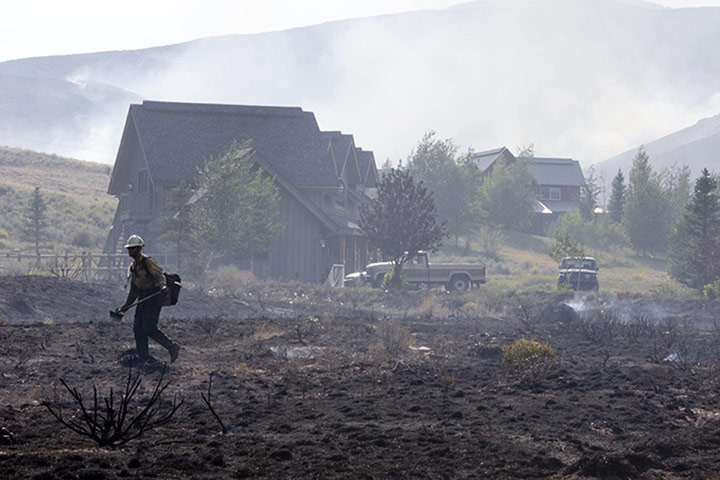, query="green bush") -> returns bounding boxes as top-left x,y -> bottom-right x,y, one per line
548,211 -> 628,252
703,280 -> 720,299
502,338 -> 556,383
382,265 -> 407,291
